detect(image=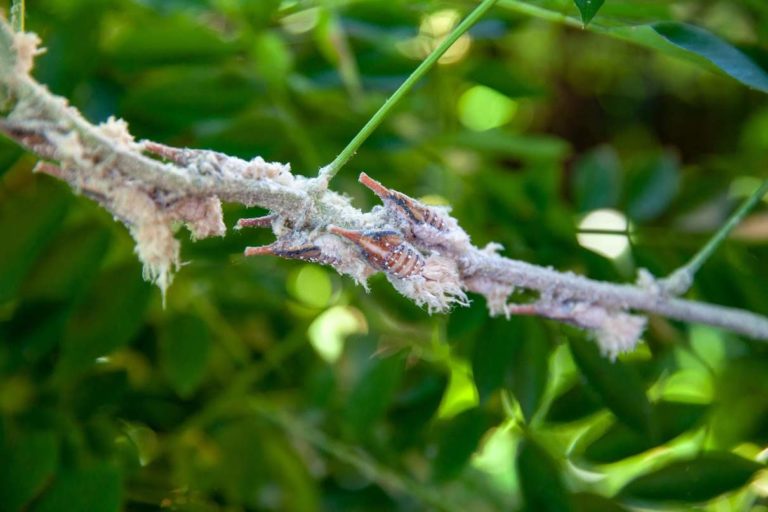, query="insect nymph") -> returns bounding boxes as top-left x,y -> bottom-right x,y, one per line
359,173 -> 445,232
244,242 -> 327,263
328,226 -> 425,279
